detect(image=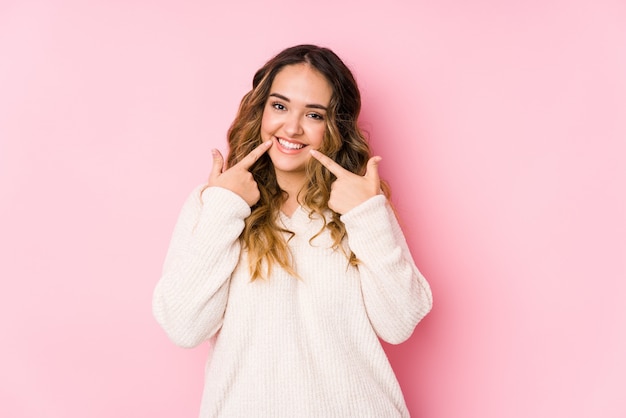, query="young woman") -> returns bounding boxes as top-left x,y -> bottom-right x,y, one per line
153,44 -> 432,417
